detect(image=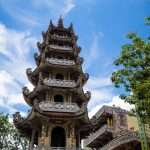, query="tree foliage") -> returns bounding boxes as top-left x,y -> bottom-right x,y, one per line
111,17 -> 150,124
0,113 -> 28,150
